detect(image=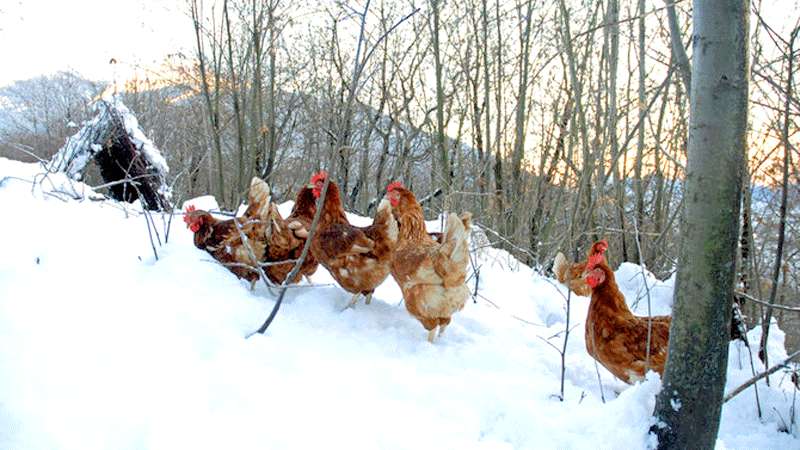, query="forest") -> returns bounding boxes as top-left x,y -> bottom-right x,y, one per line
2,0 -> 797,349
